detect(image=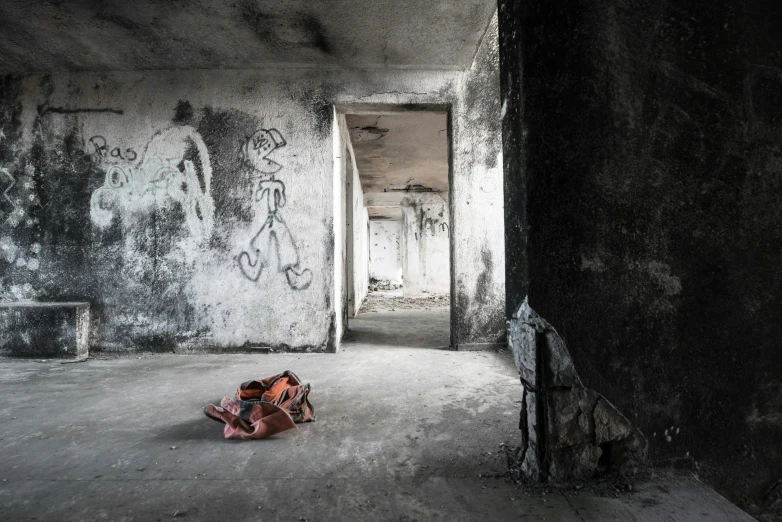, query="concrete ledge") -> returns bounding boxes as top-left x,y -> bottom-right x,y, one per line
0,302 -> 90,358
455,342 -> 506,352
